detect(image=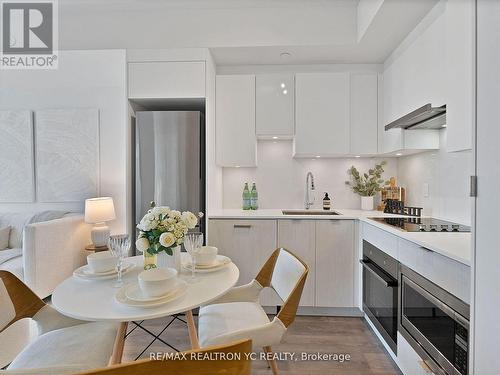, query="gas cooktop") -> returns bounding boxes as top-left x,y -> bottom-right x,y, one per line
370,217 -> 471,232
